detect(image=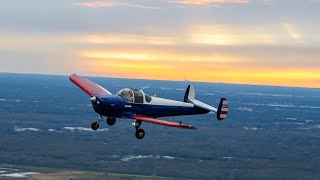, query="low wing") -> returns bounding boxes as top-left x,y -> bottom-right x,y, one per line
123,113 -> 196,129
69,74 -> 112,96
